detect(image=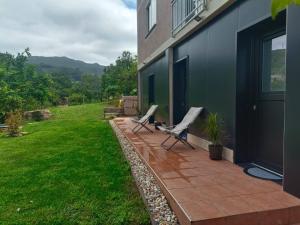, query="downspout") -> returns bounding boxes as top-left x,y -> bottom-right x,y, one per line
167,48 -> 174,126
